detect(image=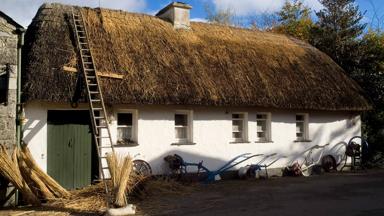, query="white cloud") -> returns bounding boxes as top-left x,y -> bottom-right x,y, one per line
302,0 -> 323,11
212,0 -> 323,16
0,0 -> 147,27
190,17 -> 208,23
